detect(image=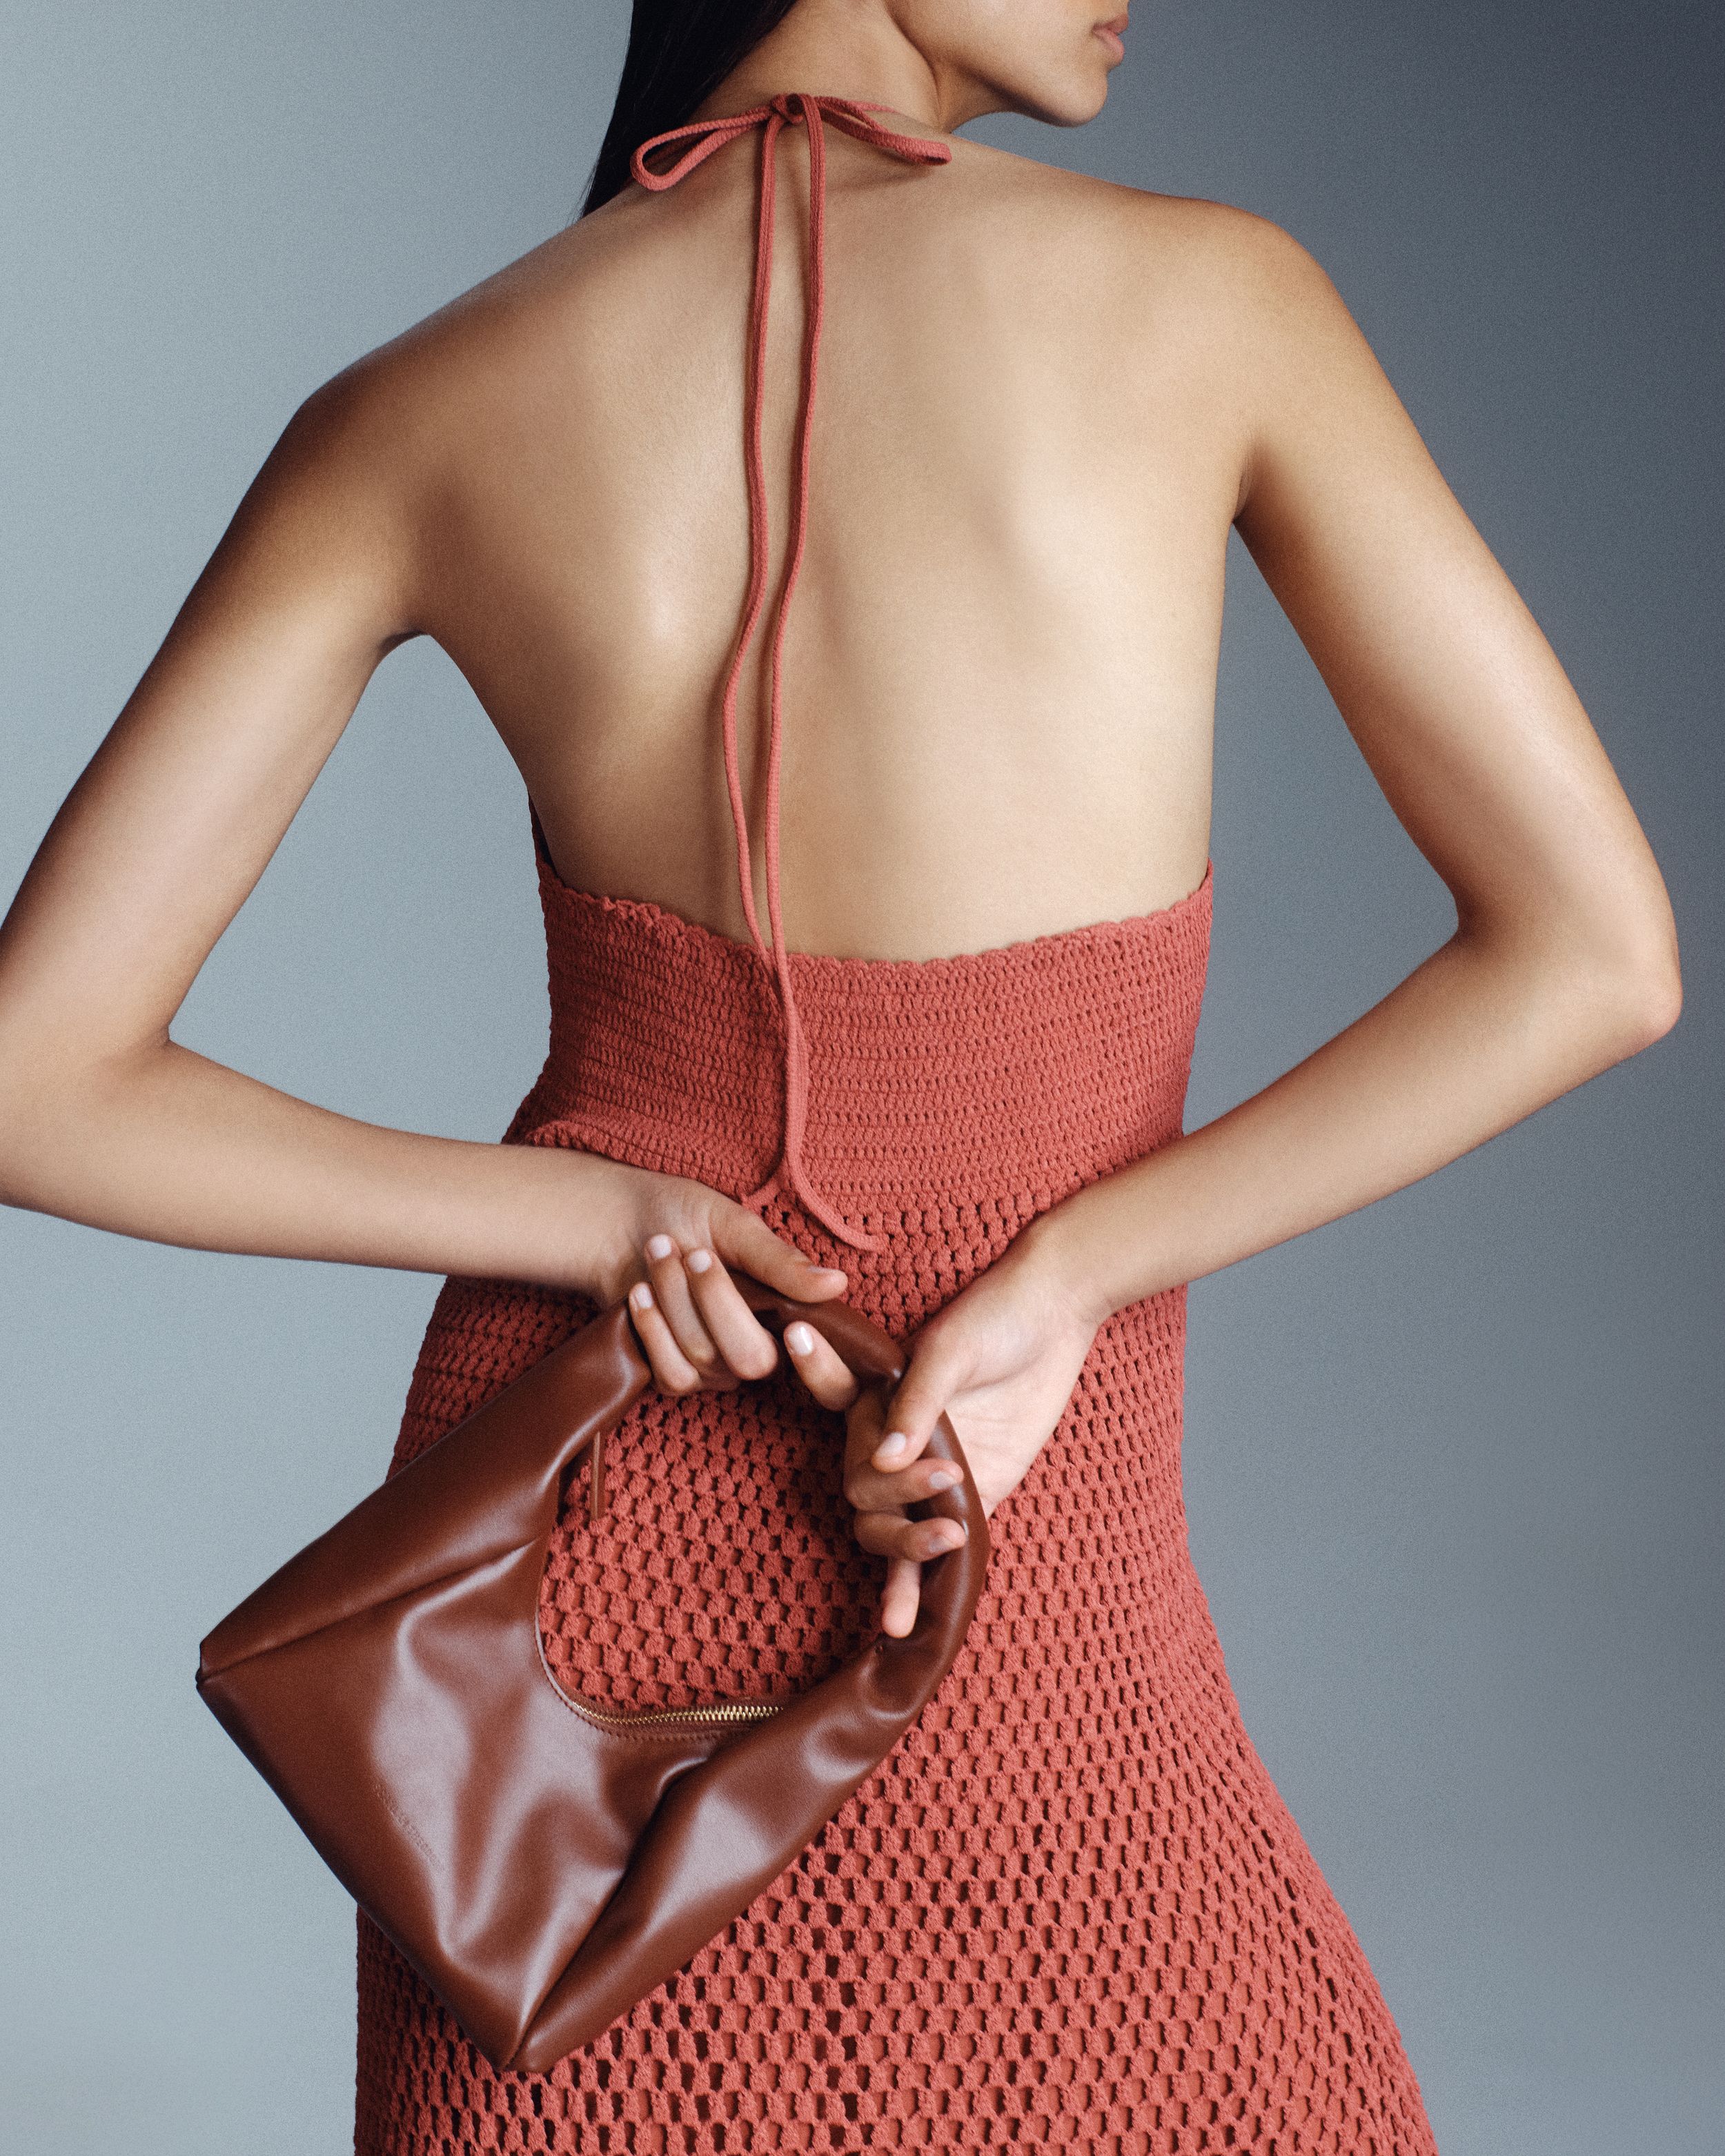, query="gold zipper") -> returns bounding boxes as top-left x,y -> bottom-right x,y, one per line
560,1692 -> 786,1730
557,1438 -> 789,1727
538,1614 -> 787,1730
